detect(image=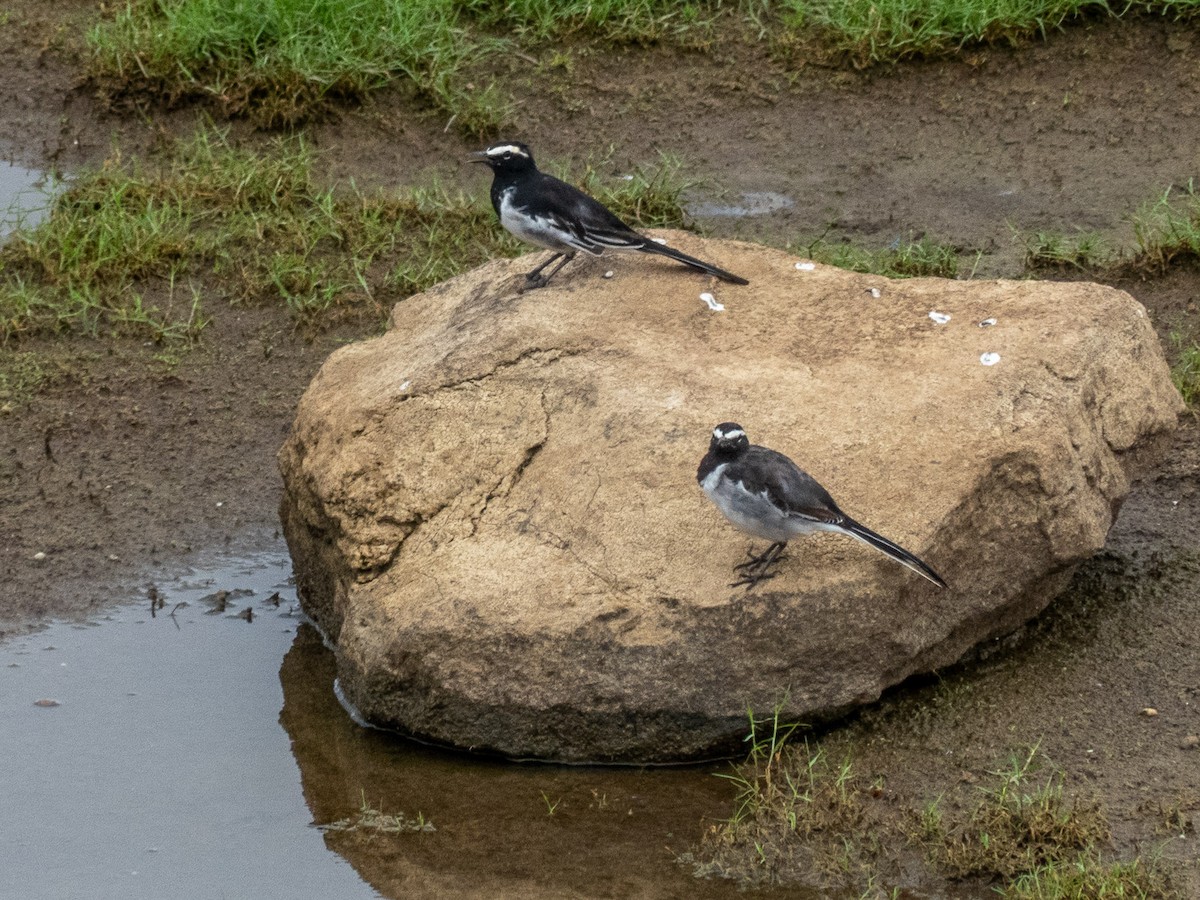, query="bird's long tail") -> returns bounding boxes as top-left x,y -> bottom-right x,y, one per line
637,240 -> 749,285
842,518 -> 947,588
